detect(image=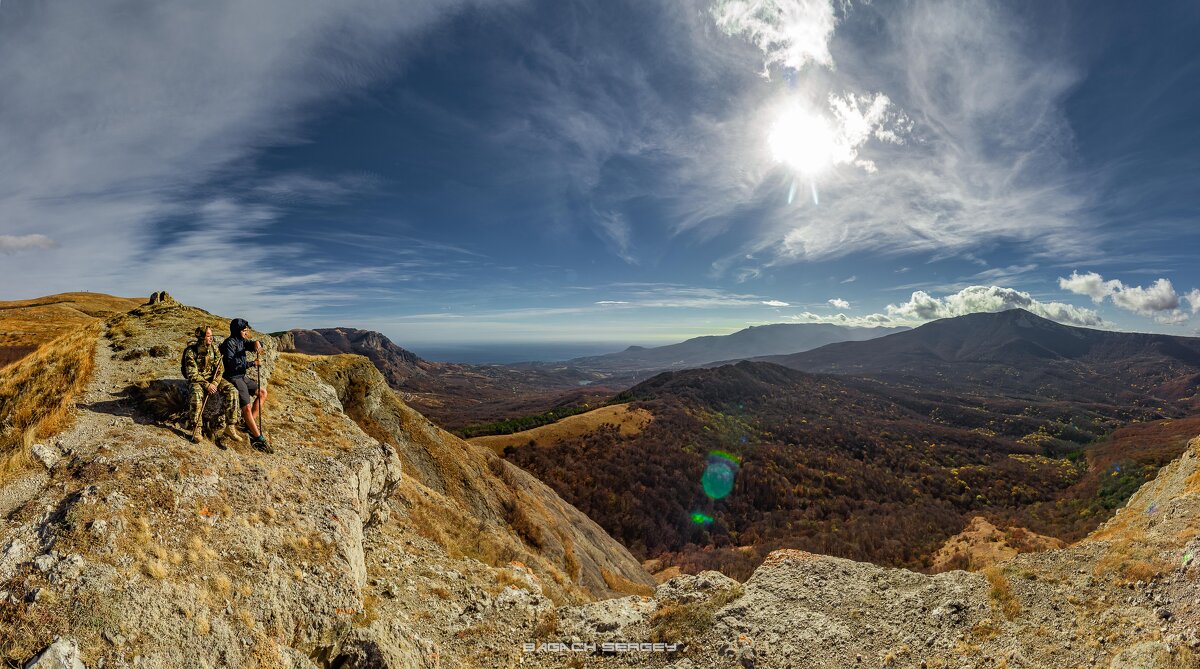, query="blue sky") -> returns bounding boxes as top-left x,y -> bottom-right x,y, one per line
2,0 -> 1199,358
